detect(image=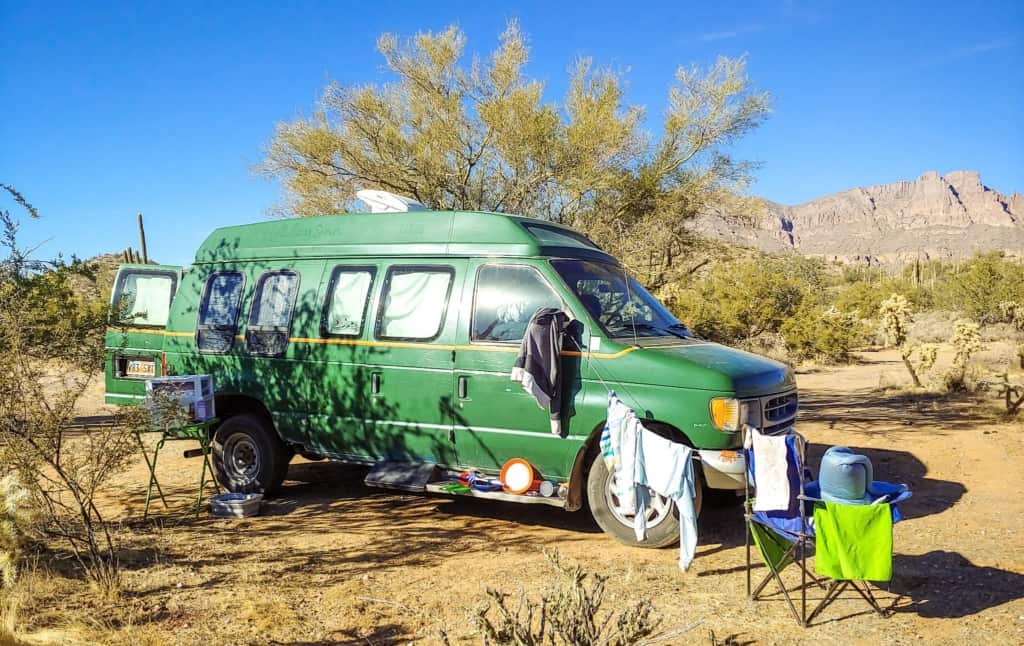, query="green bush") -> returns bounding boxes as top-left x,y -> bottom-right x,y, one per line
666,257 -> 808,345
780,303 -> 862,363
936,253 -> 1024,322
